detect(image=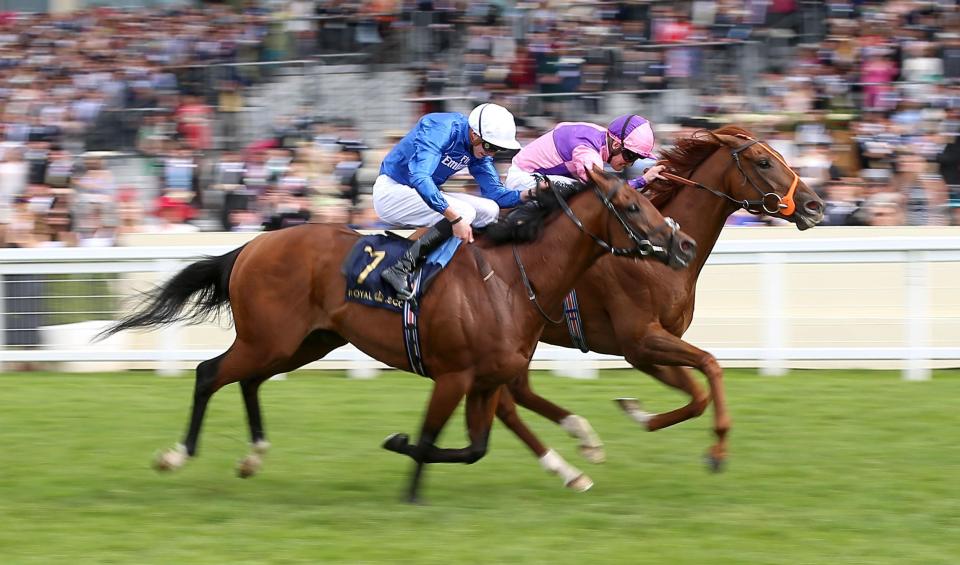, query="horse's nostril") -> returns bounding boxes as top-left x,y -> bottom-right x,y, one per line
681,240 -> 695,253
806,200 -> 823,213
